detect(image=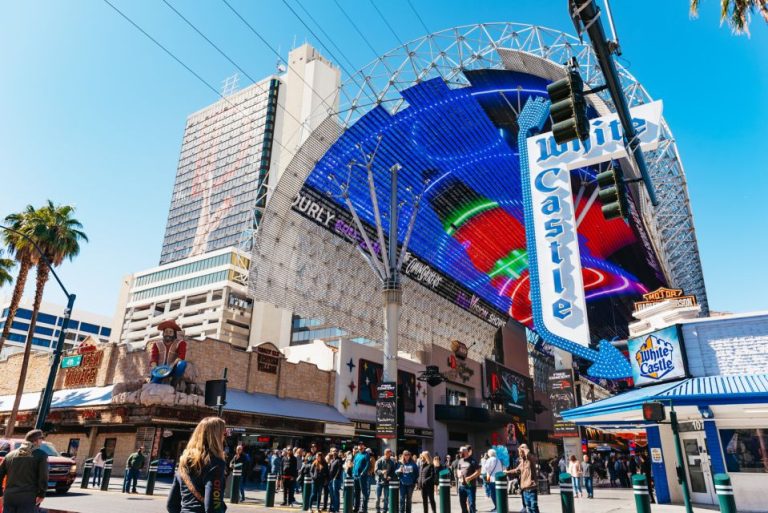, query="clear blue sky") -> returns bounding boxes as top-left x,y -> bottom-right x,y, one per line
1,0 -> 766,319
